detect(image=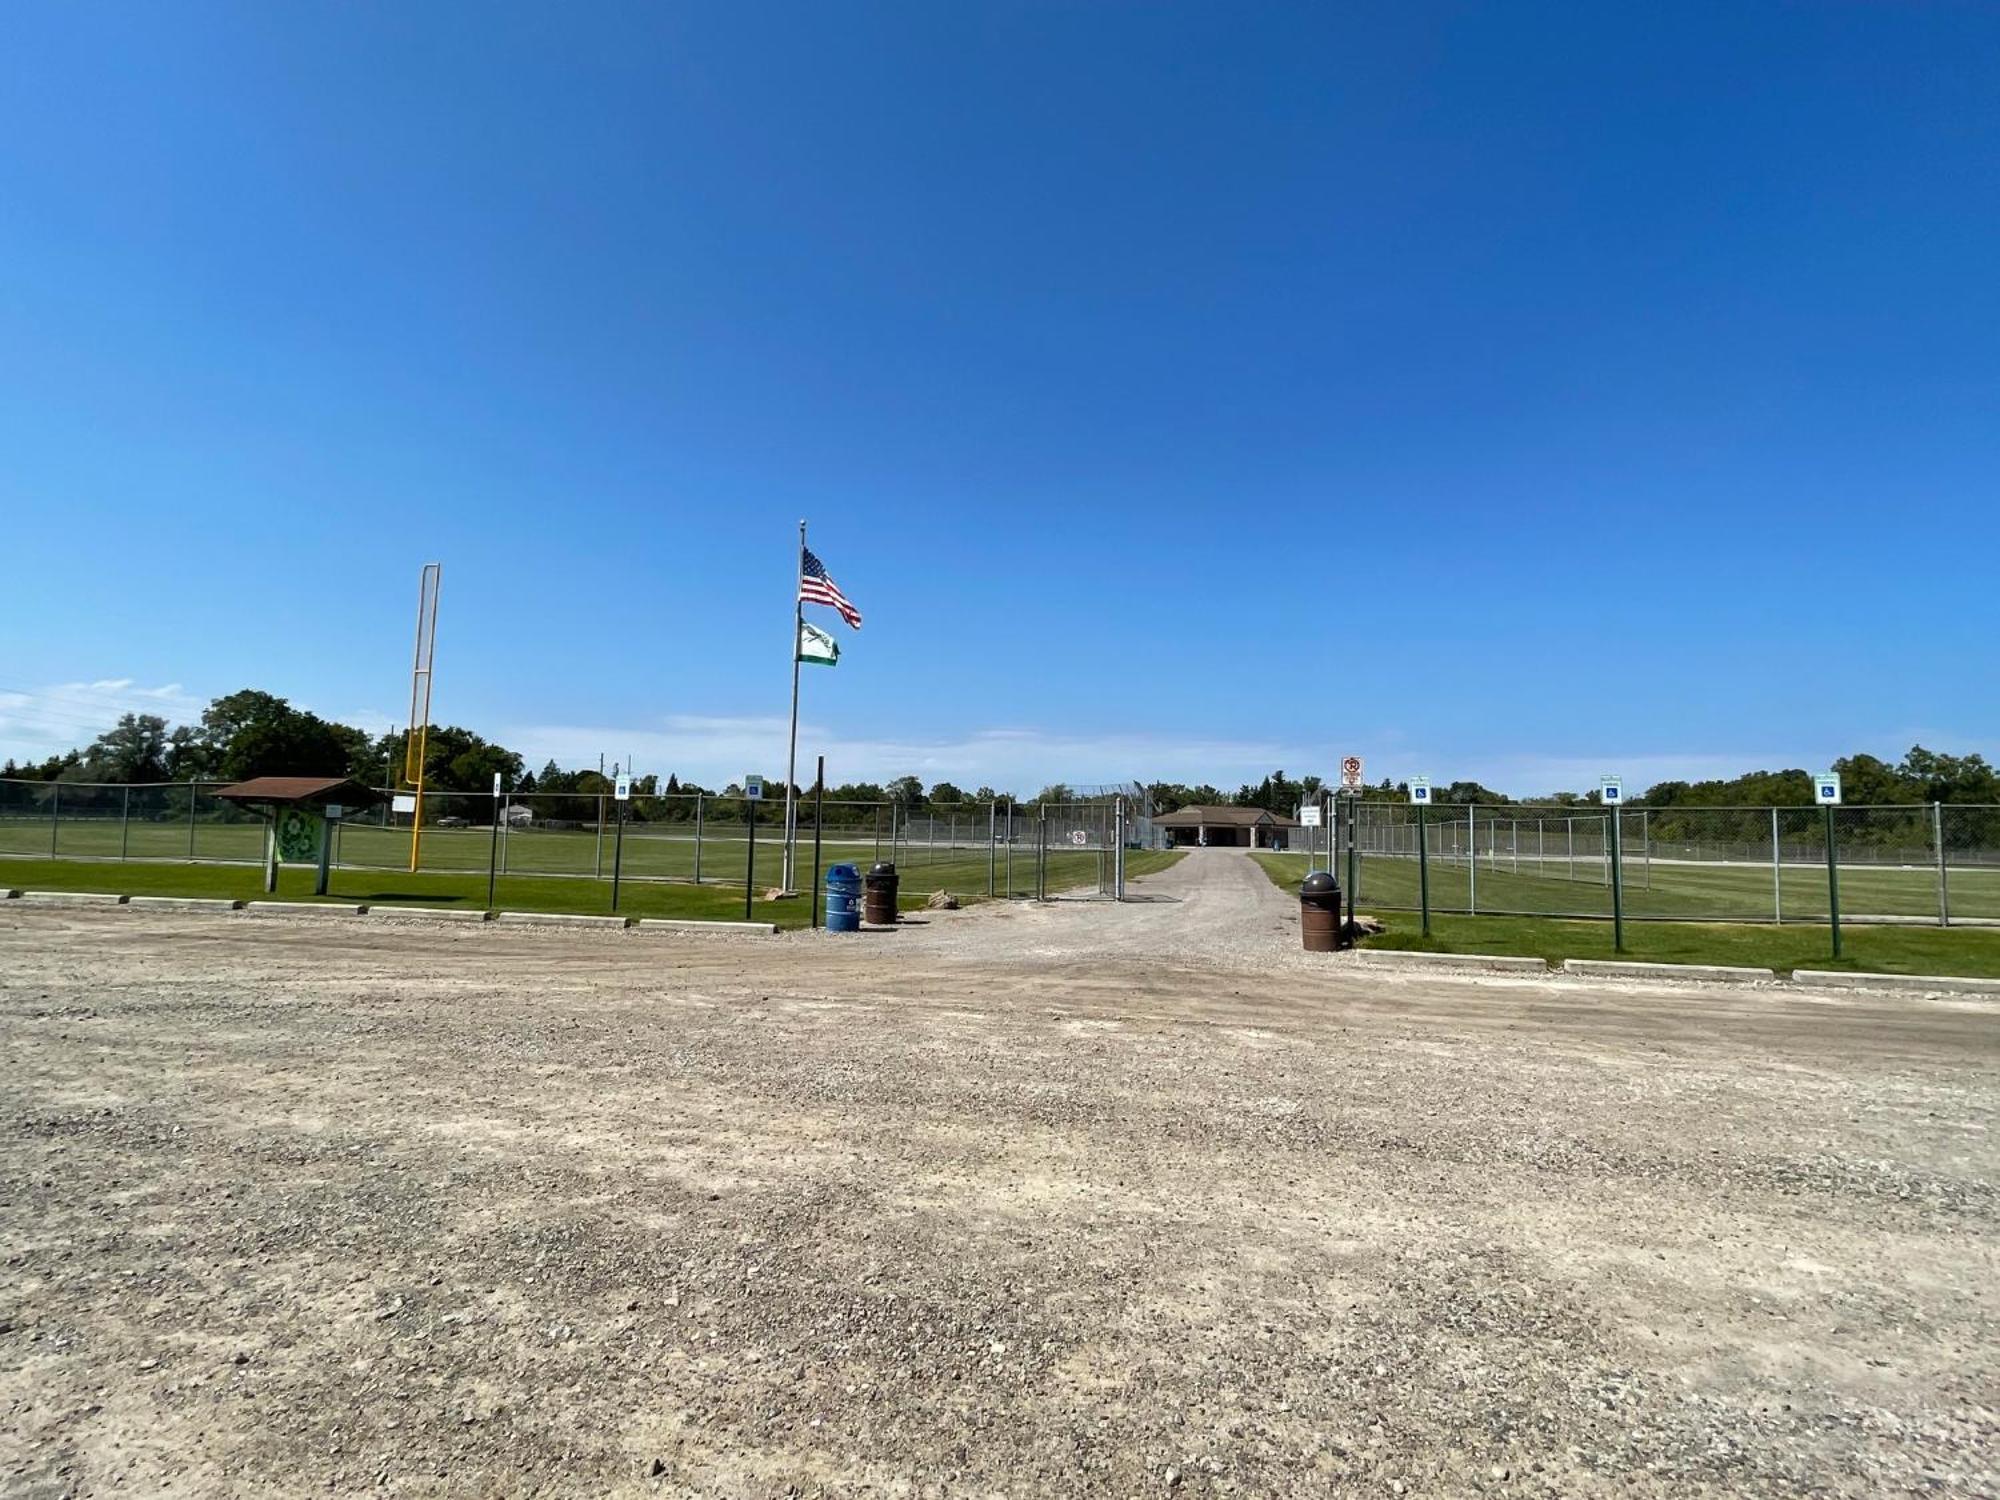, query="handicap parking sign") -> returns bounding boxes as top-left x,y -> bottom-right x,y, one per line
1600,777 -> 1623,804
1815,772 -> 1842,806
1408,776 -> 1431,806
